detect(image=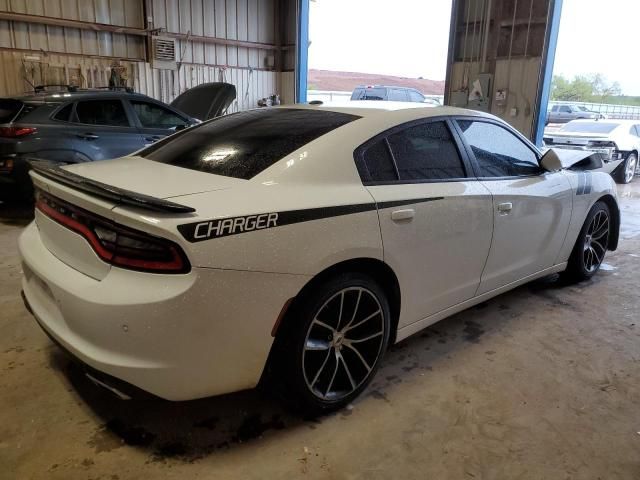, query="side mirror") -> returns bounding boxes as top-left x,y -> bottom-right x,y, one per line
540,148 -> 563,172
